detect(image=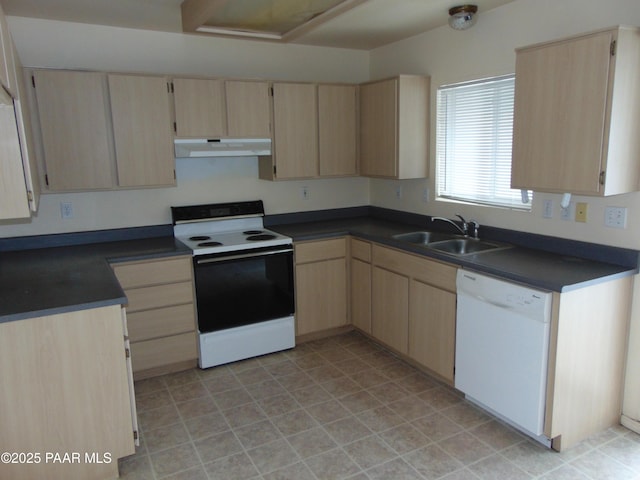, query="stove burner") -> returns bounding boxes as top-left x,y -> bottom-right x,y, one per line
246,234 -> 276,241
243,230 -> 263,235
198,241 -> 223,247
190,235 -> 211,241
